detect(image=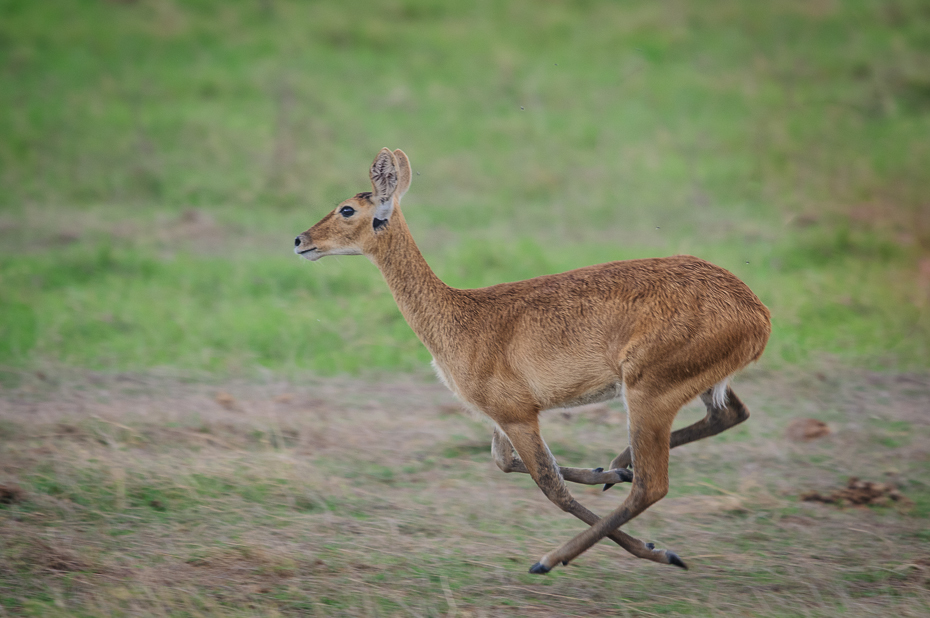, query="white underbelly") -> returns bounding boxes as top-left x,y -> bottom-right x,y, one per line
431,358 -> 460,397
432,357 -> 624,414
545,381 -> 624,410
